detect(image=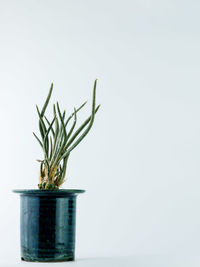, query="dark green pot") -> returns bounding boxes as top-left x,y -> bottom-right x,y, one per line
13,189 -> 85,262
